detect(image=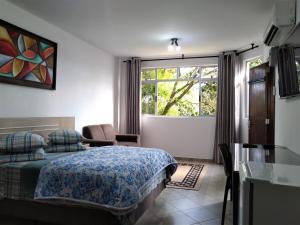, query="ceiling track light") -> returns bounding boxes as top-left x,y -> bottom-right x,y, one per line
168,38 -> 181,51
